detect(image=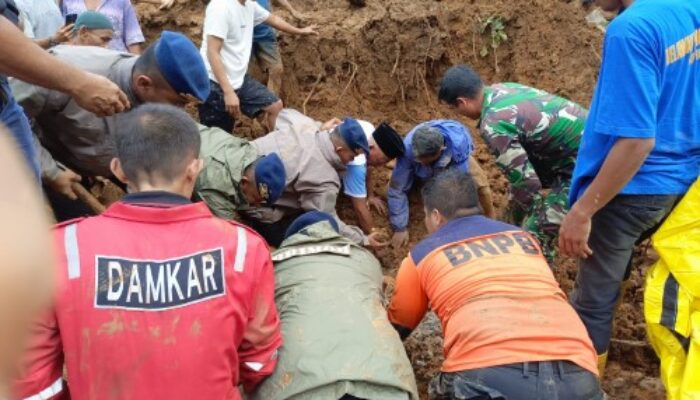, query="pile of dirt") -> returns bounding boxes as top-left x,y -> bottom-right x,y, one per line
134,0 -> 664,398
